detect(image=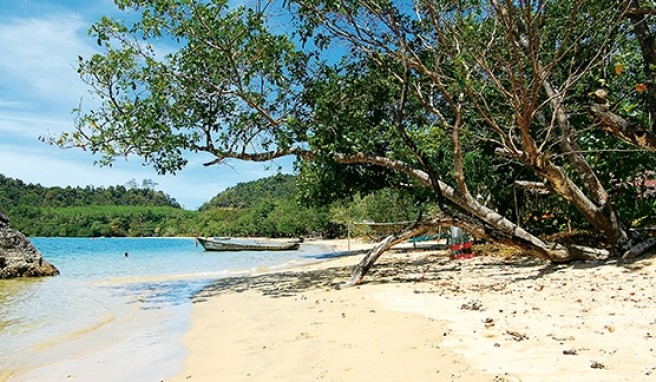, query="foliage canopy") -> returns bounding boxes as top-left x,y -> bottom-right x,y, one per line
56,0 -> 656,284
